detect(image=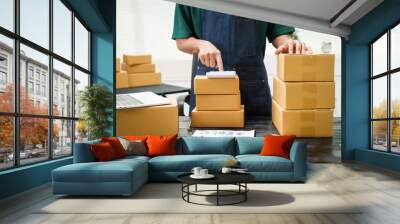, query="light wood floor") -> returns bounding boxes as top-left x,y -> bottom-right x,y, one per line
1,162 -> 400,224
